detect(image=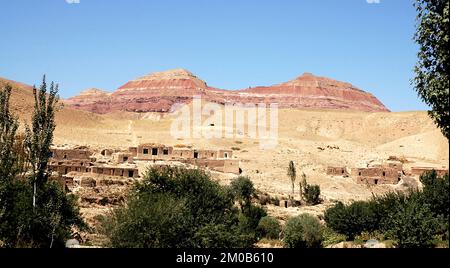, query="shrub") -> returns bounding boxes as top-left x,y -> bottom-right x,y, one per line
238,205 -> 267,234
101,167 -> 265,248
322,227 -> 346,247
384,197 -> 438,248
257,216 -> 281,240
420,171 -> 449,221
230,176 -> 256,208
284,214 -> 323,248
100,193 -> 190,248
324,201 -> 378,240
304,184 -> 321,205
324,171 -> 449,247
